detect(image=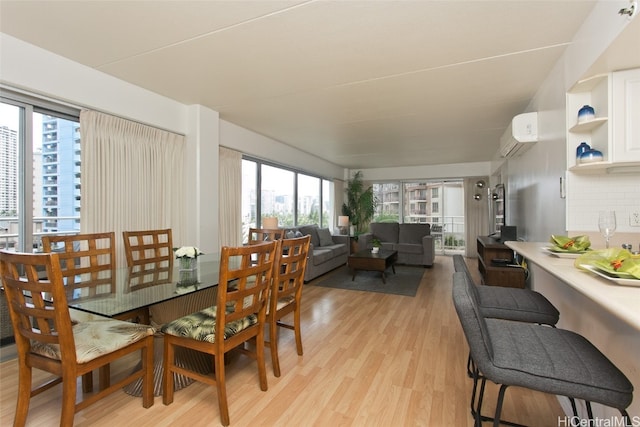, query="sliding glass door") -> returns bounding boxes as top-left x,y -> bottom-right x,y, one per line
1,96 -> 80,253
373,179 -> 465,255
